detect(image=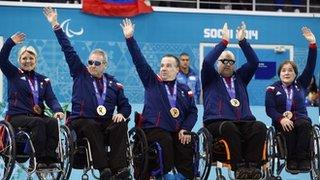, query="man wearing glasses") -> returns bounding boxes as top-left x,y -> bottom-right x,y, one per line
43,7 -> 132,179
202,22 -> 267,179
